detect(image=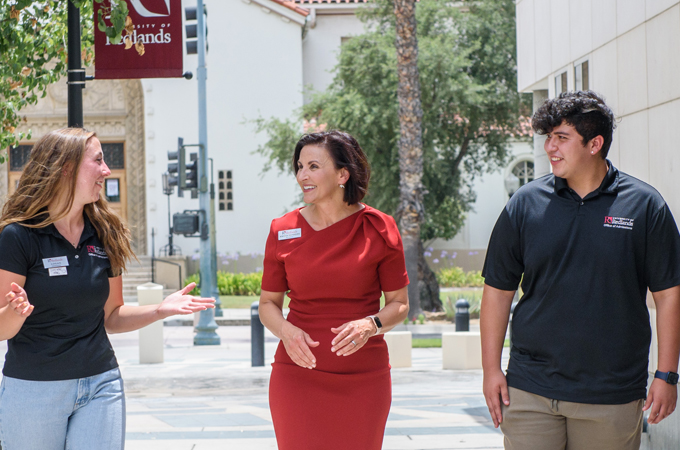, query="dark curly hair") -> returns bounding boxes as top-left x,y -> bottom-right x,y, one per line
293,130 -> 370,205
532,90 -> 616,158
